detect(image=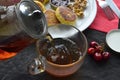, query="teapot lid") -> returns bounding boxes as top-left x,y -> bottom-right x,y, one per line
15,0 -> 47,39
